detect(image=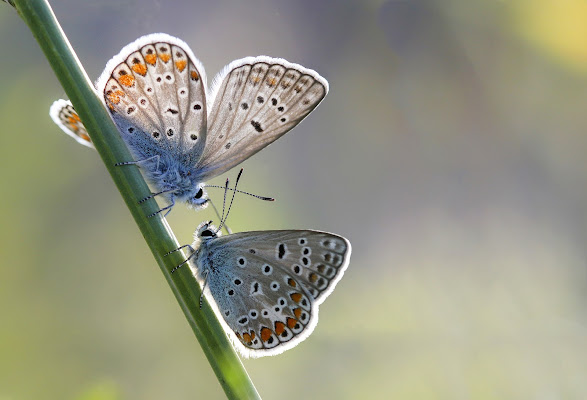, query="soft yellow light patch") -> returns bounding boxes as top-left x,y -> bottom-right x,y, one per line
510,0 -> 587,73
